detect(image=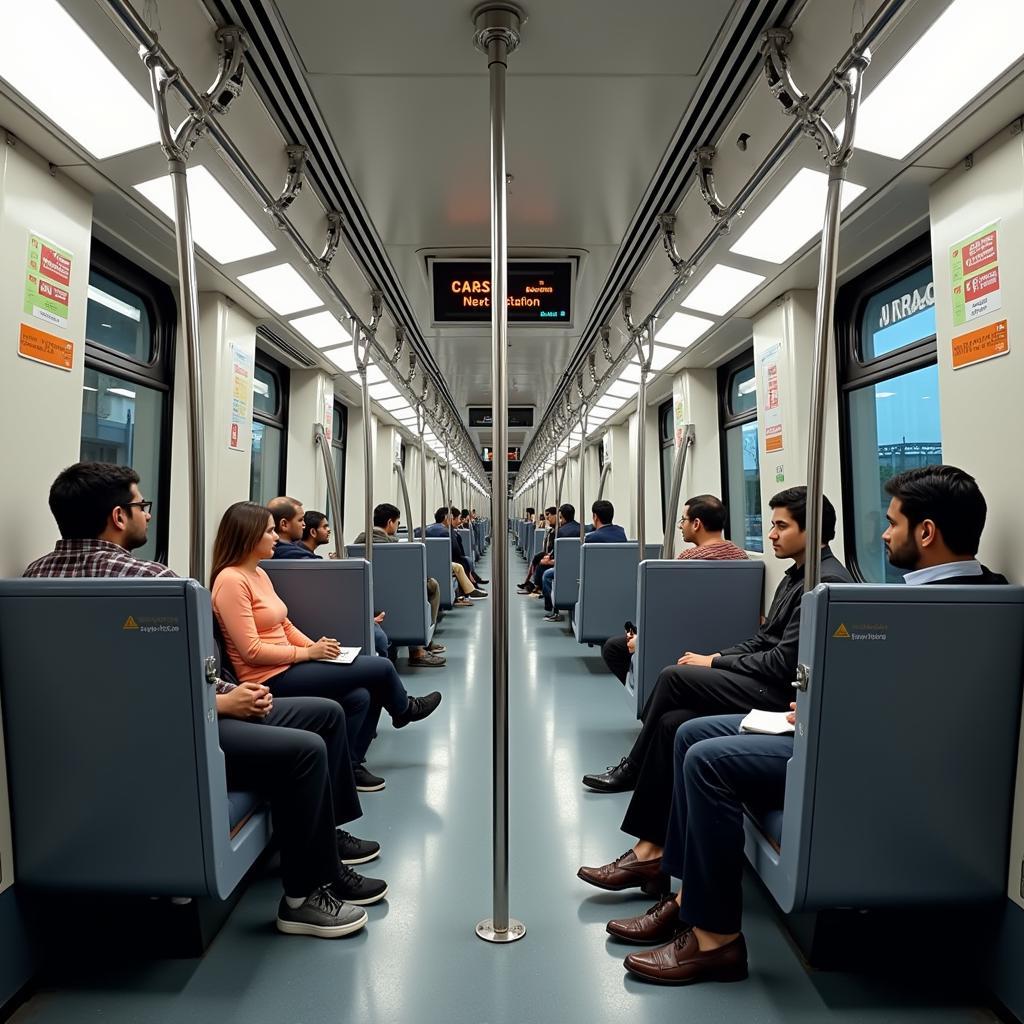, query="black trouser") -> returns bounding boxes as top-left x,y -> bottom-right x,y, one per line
218,696 -> 360,898
601,634 -> 632,685
620,664 -> 787,846
522,554 -> 542,585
